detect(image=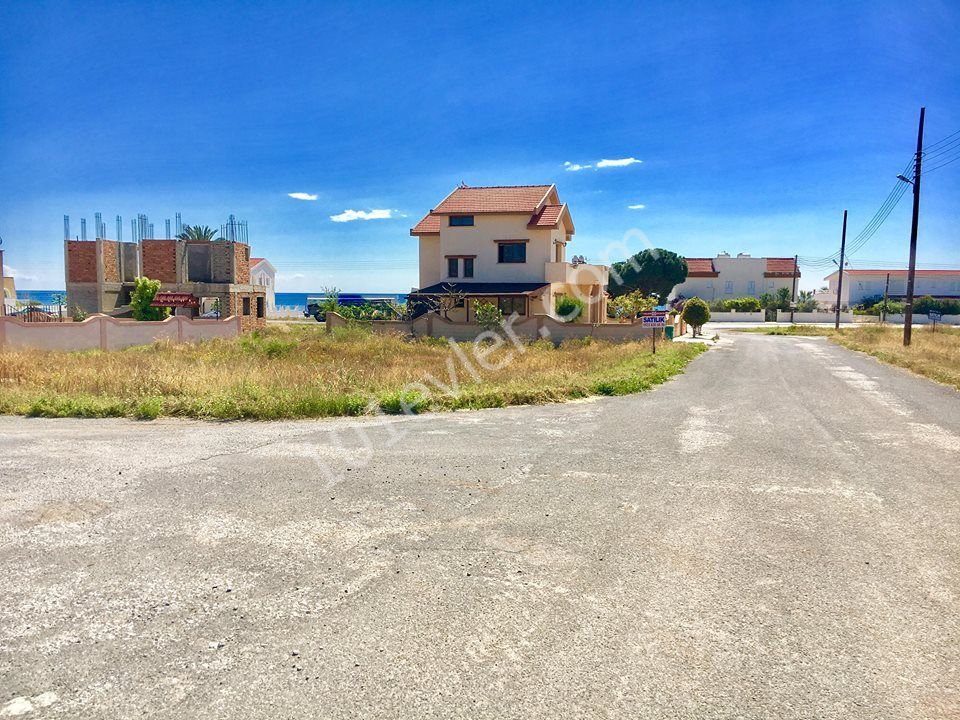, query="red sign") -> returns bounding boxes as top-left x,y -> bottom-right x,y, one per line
151,292 -> 199,308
